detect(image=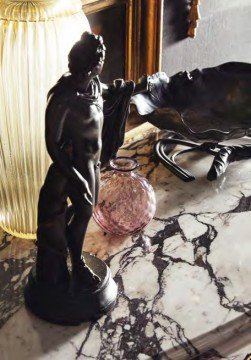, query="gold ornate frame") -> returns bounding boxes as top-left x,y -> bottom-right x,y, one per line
83,0 -> 164,81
